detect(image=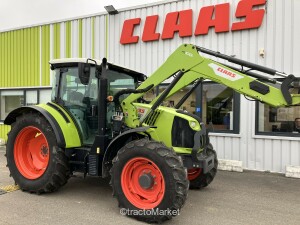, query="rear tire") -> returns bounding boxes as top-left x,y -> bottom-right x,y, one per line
110,138 -> 189,223
6,113 -> 70,193
188,144 -> 218,189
